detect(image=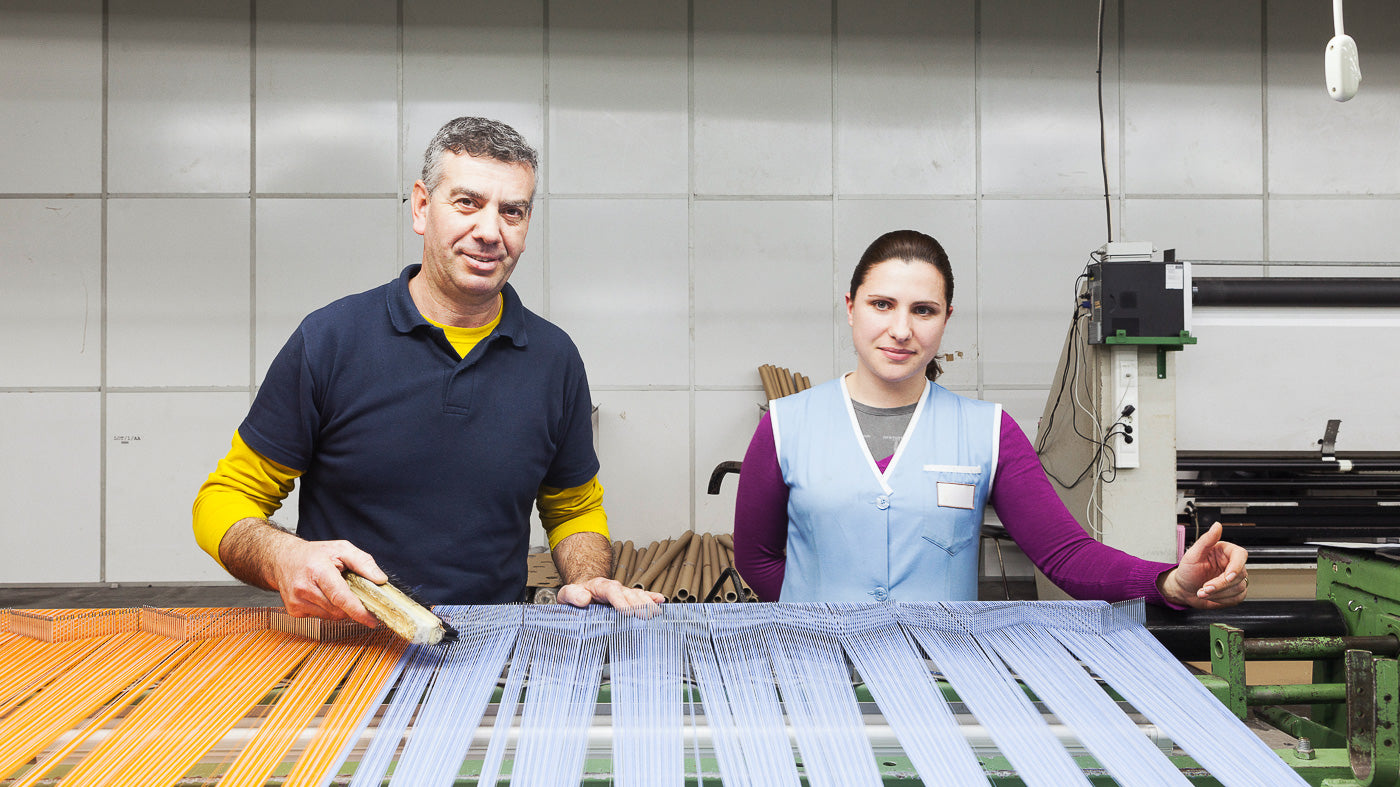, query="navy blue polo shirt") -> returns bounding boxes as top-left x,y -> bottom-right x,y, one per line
240,264 -> 599,604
